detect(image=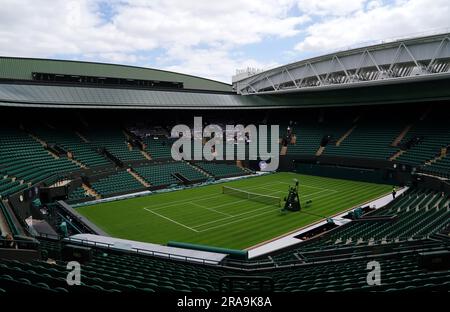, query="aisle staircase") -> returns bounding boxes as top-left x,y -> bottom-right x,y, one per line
128,169 -> 151,187
336,125 -> 356,147
392,124 -> 412,147
82,184 -> 101,200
